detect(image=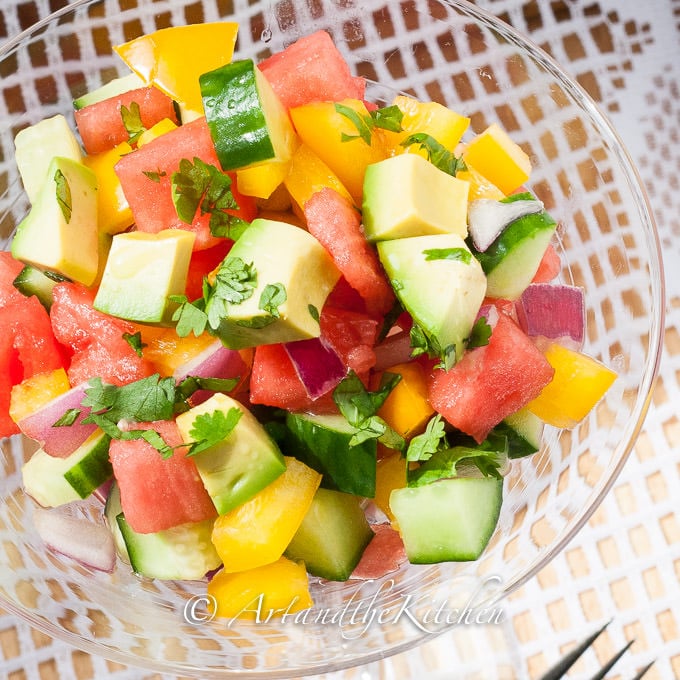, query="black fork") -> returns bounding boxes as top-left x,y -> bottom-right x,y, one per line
537,621 -> 655,680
